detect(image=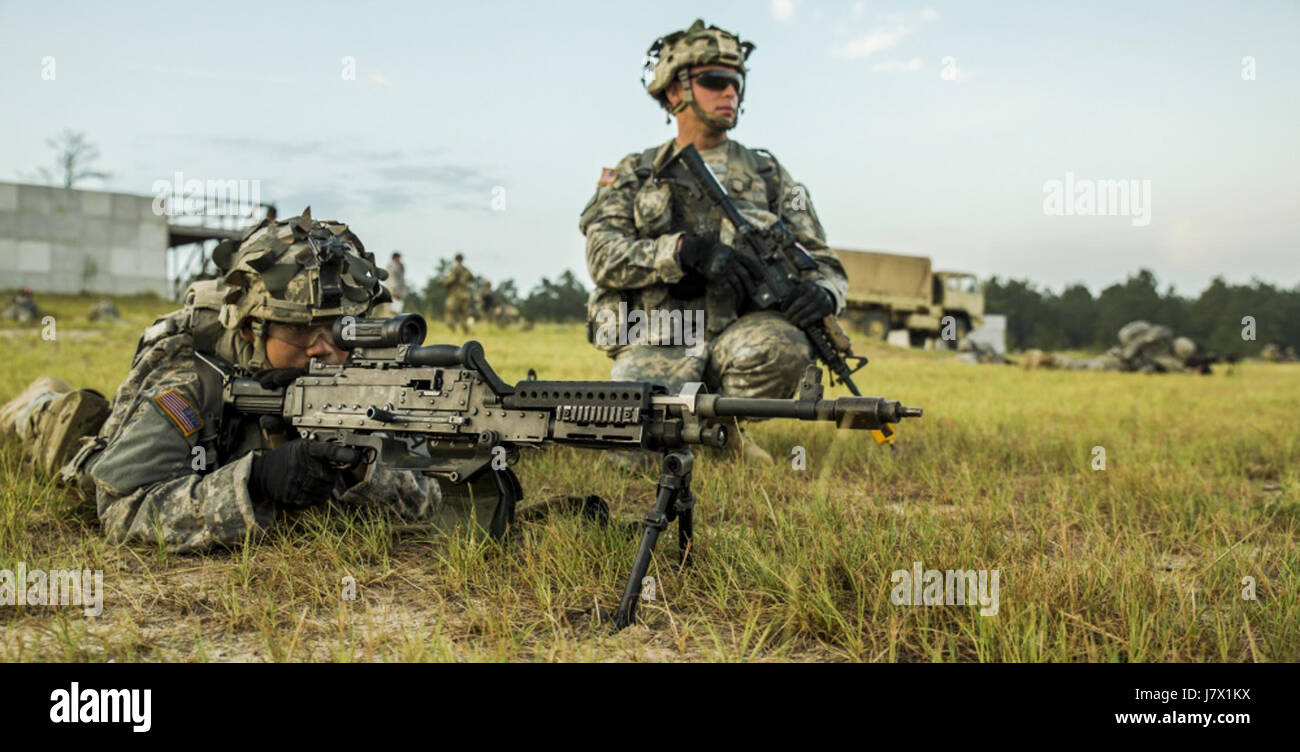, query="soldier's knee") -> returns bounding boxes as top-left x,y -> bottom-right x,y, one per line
713,321 -> 813,398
